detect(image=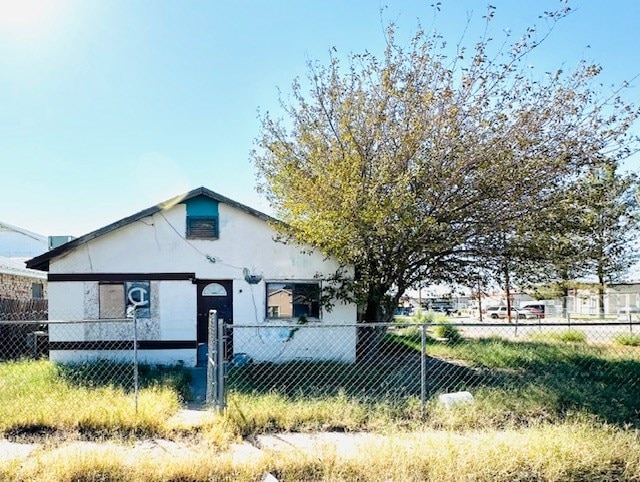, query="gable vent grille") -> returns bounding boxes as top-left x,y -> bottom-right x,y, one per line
187,216 -> 219,239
